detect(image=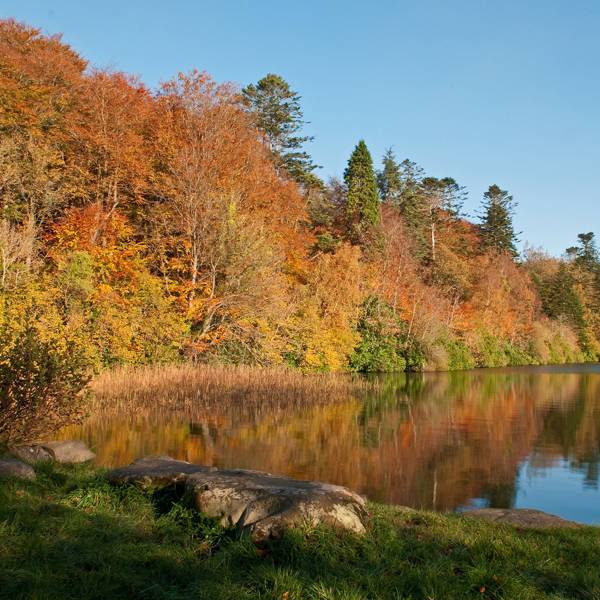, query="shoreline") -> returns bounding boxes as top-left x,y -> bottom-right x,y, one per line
1,460 -> 599,599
